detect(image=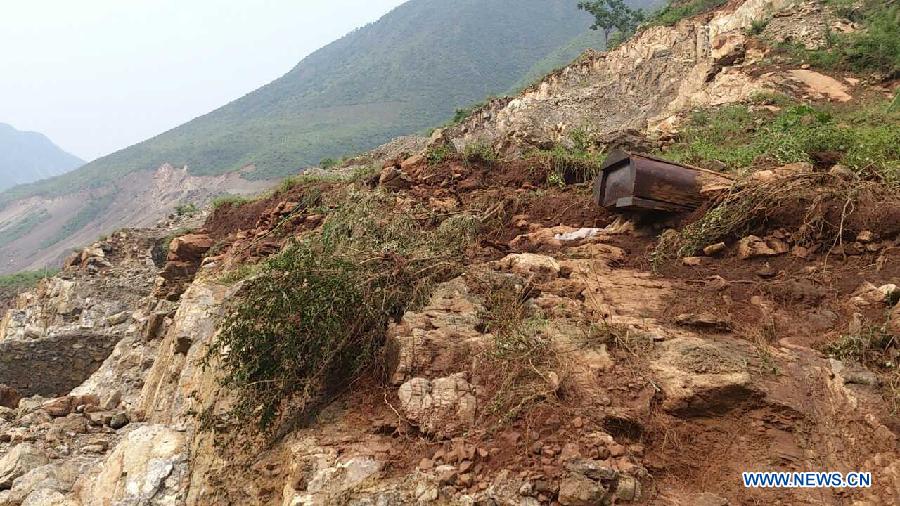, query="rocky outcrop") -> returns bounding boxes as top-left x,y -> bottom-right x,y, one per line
650,337 -> 762,416
386,277 -> 488,385
398,374 -> 478,438
155,233 -> 213,300
0,444 -> 48,490
1,2 -> 896,505
445,0 -> 807,153
76,425 -> 187,506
